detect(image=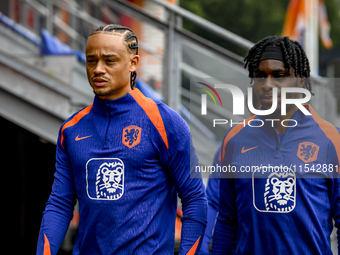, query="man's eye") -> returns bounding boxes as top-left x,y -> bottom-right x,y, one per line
254,74 -> 265,79
275,74 -> 287,79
